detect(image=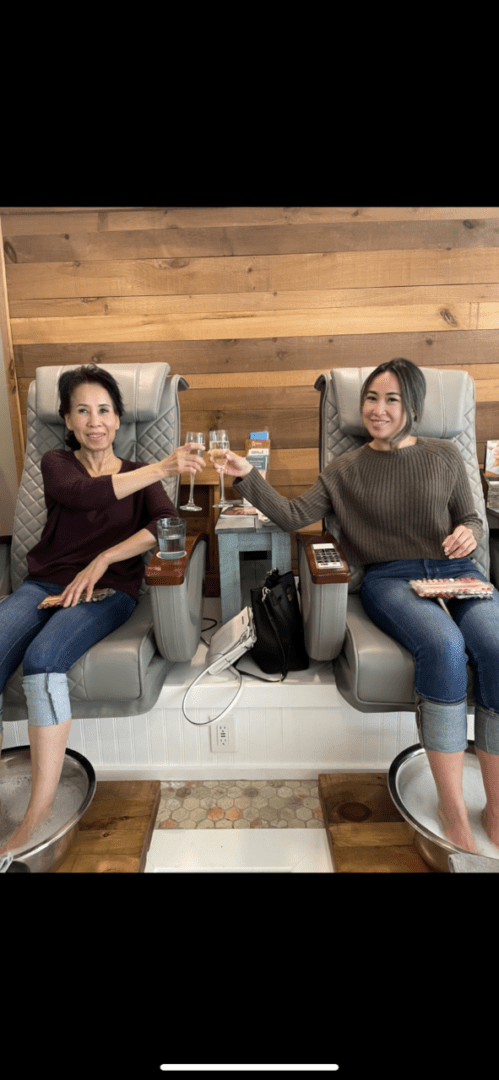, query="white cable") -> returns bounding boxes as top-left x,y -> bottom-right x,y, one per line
181,663 -> 244,725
